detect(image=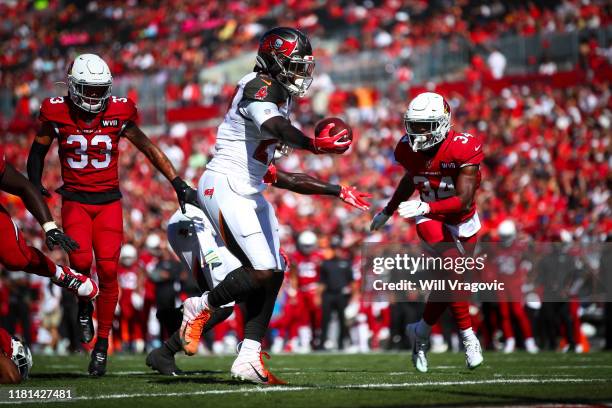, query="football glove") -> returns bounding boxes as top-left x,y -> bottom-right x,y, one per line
313,123 -> 351,154
398,200 -> 430,219
370,211 -> 391,231
339,185 -> 372,211
172,177 -> 199,214
44,224 -> 80,253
